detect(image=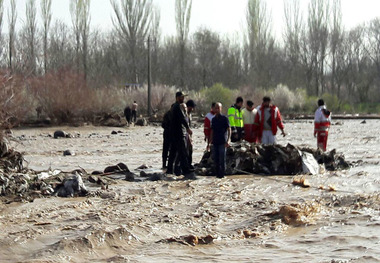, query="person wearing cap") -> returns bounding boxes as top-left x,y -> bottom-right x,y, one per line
204,102 -> 216,148
242,100 -> 258,143
166,91 -> 196,179
253,96 -> 285,144
227,97 -> 244,142
314,99 -> 331,151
